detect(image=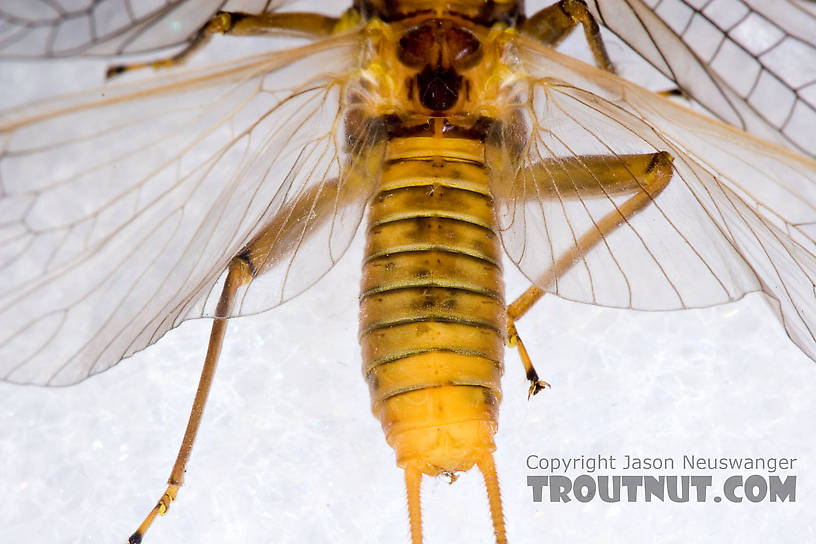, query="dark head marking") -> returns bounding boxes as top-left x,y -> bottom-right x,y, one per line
417,65 -> 462,111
